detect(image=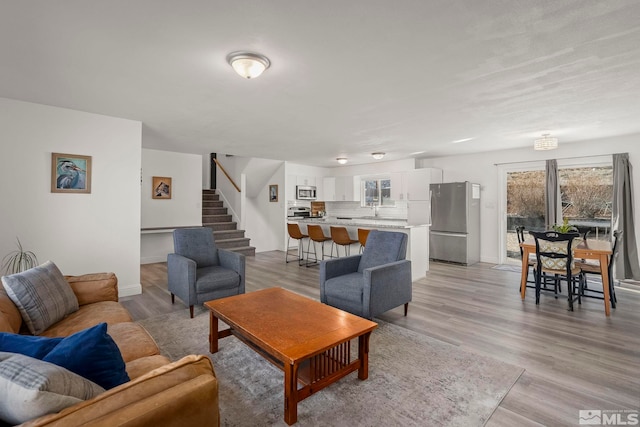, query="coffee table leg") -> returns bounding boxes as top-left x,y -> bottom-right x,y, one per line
358,332 -> 371,380
284,362 -> 299,425
209,312 -> 219,353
